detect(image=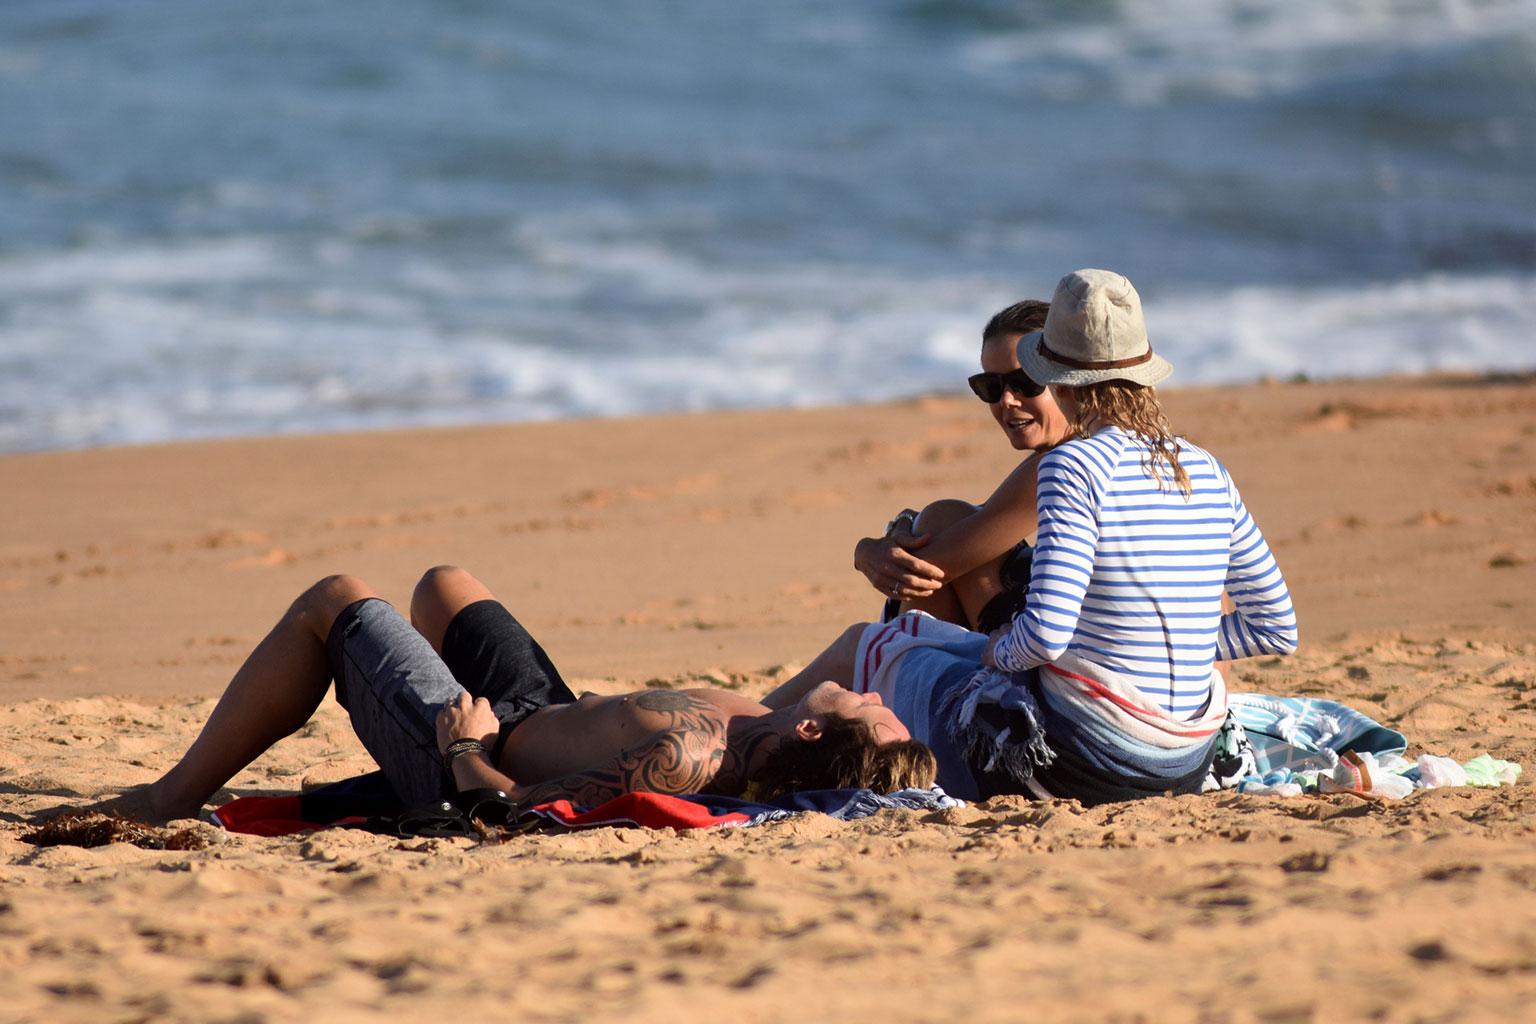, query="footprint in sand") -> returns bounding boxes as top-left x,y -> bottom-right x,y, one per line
224,548 -> 298,570
1404,510 -> 1460,528
183,635 -> 247,649
920,442 -> 979,465
196,529 -> 270,549
45,564 -> 113,586
815,439 -> 895,470
1483,475 -> 1536,499
1301,400 -> 1406,432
